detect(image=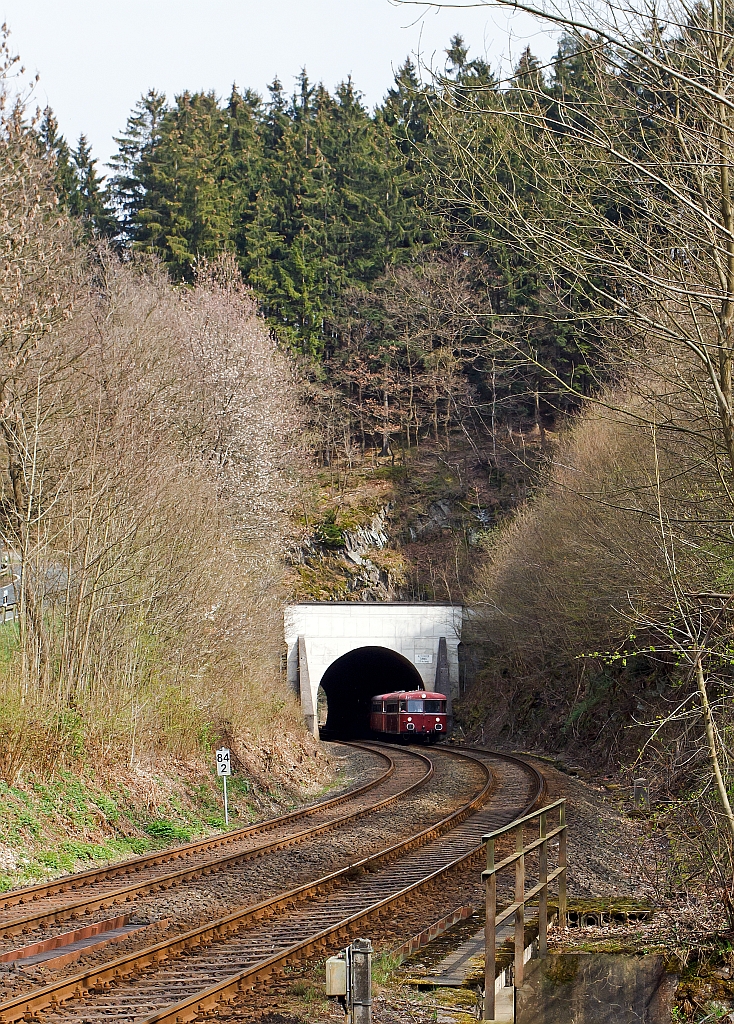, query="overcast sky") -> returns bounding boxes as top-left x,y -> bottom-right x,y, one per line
2,1 -> 556,172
